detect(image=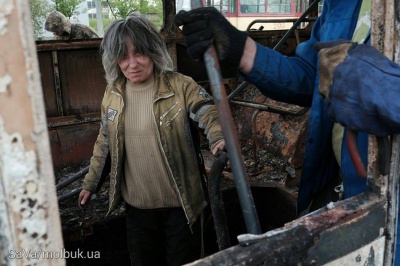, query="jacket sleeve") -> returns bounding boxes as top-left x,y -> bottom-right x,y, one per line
327,44 -> 400,136
243,2 -> 333,107
82,89 -> 111,192
244,43 -> 317,107
182,77 -> 224,149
